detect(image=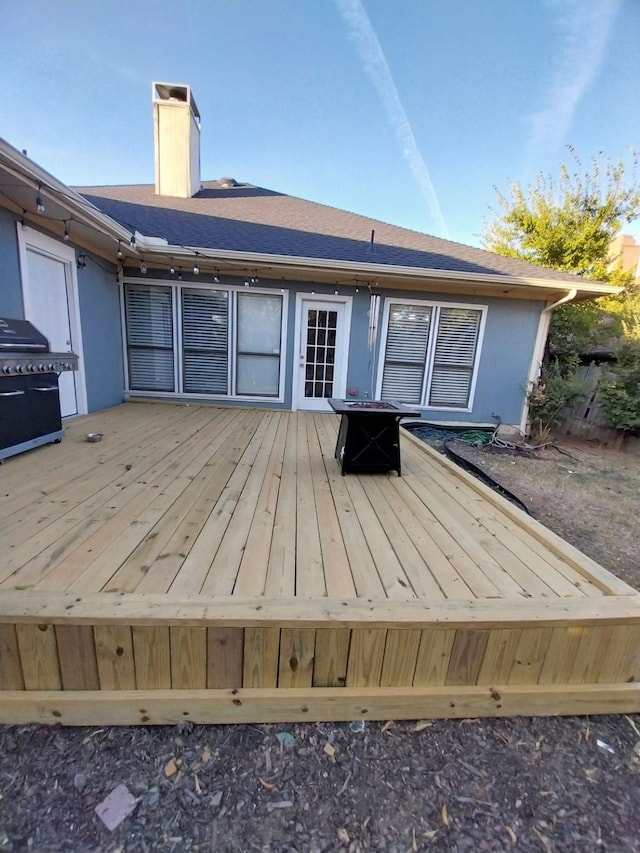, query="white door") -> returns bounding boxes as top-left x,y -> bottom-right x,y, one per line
18,227 -> 85,418
295,297 -> 351,411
